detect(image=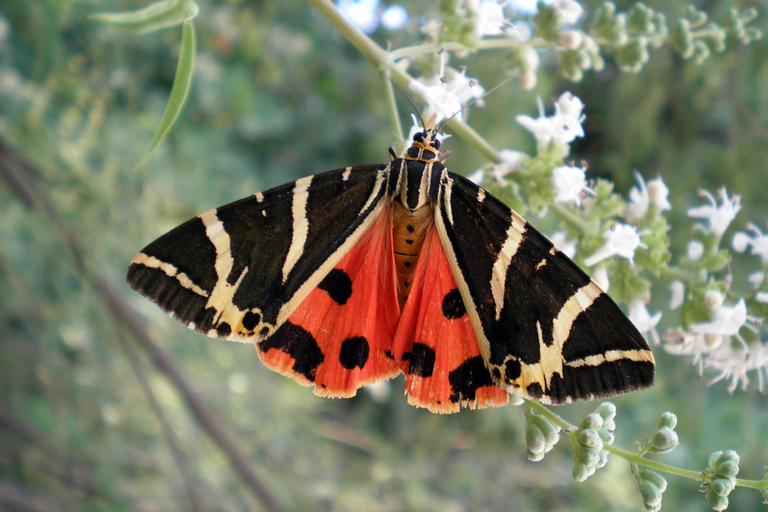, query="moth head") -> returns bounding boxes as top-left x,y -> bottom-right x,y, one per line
412,129 -> 441,152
